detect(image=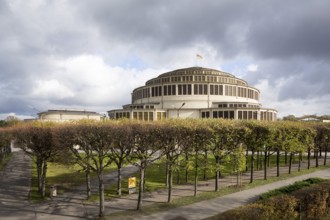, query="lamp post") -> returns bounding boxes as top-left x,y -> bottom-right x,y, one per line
177,102 -> 186,118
